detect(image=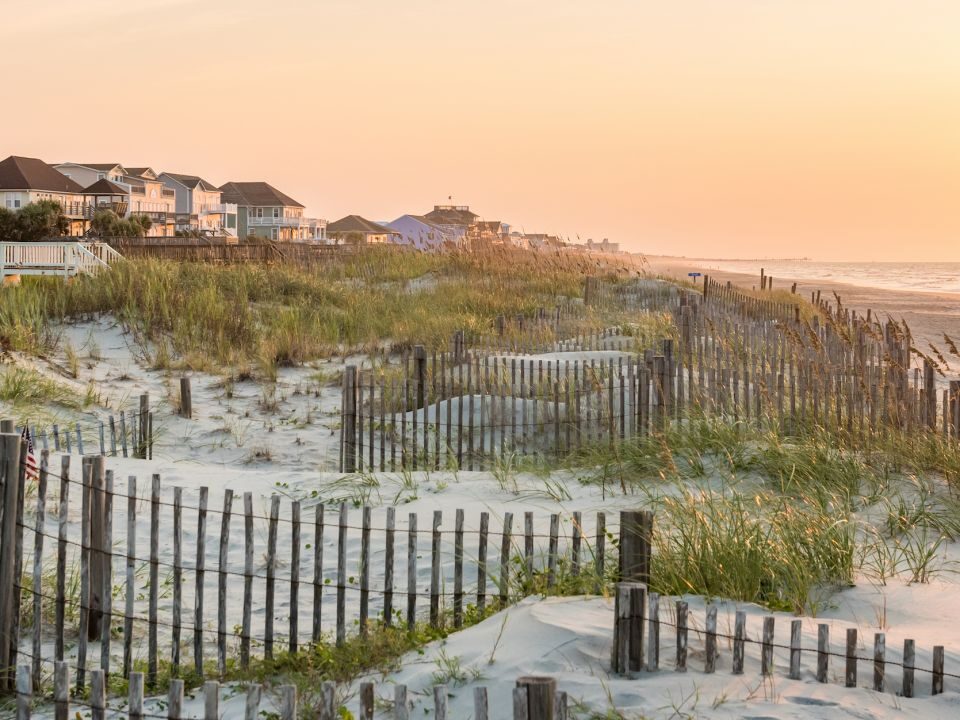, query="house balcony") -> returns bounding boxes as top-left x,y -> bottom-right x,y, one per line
248,216 -> 307,228
198,203 -> 238,216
